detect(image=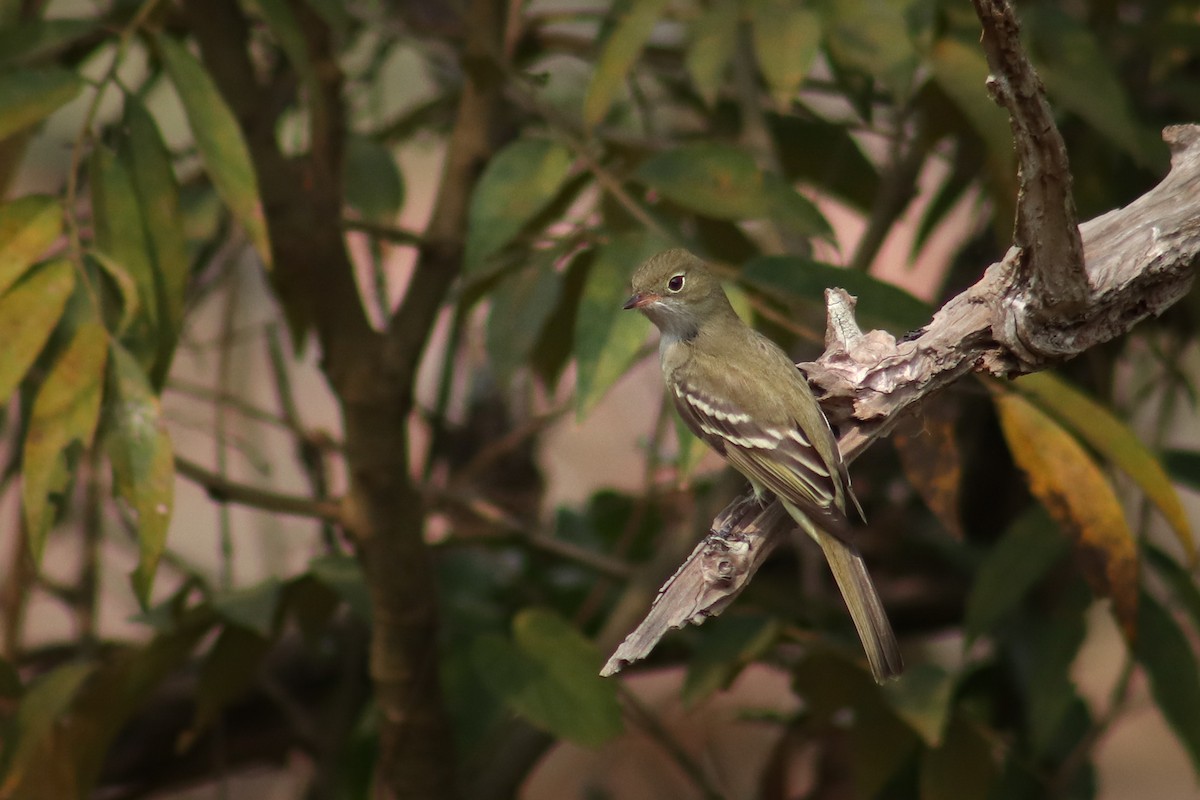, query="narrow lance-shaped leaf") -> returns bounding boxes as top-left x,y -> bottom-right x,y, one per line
881,662 -> 957,747
186,625 -> 271,749
0,662 -> 96,797
685,0 -> 738,107
750,0 -> 821,107
0,19 -> 97,68
1134,590 -> 1200,777
637,143 -> 767,221
486,251 -> 564,383
472,608 -> 622,747
994,391 -> 1139,641
1015,372 -> 1195,564
0,194 -> 62,296
574,231 -> 671,417
964,509 -> 1069,642
1023,7 -> 1164,170
464,138 -> 573,275
0,66 -> 83,141
90,144 -> 158,368
919,715 -> 999,800
683,614 -> 780,705
927,36 -> 1015,190
23,314 -> 108,561
123,98 -> 189,386
105,345 -> 175,605
0,258 -> 74,406
819,0 -> 920,100
249,0 -> 321,109
156,35 -> 272,266
739,255 -> 930,333
583,0 -> 669,127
